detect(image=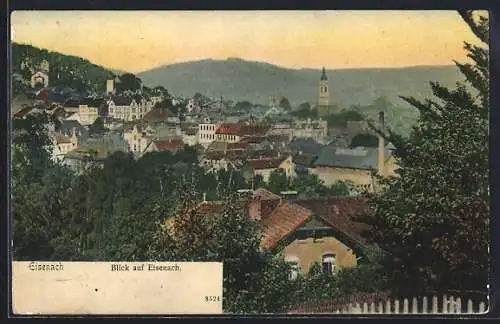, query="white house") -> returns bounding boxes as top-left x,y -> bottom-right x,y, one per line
122,124 -> 155,156
51,130 -> 78,162
107,95 -> 154,121
198,118 -> 219,148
